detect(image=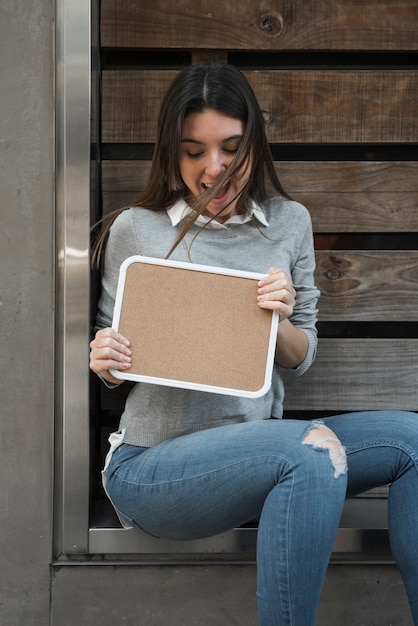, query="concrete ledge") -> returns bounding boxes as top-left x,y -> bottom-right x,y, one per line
50,563 -> 413,625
